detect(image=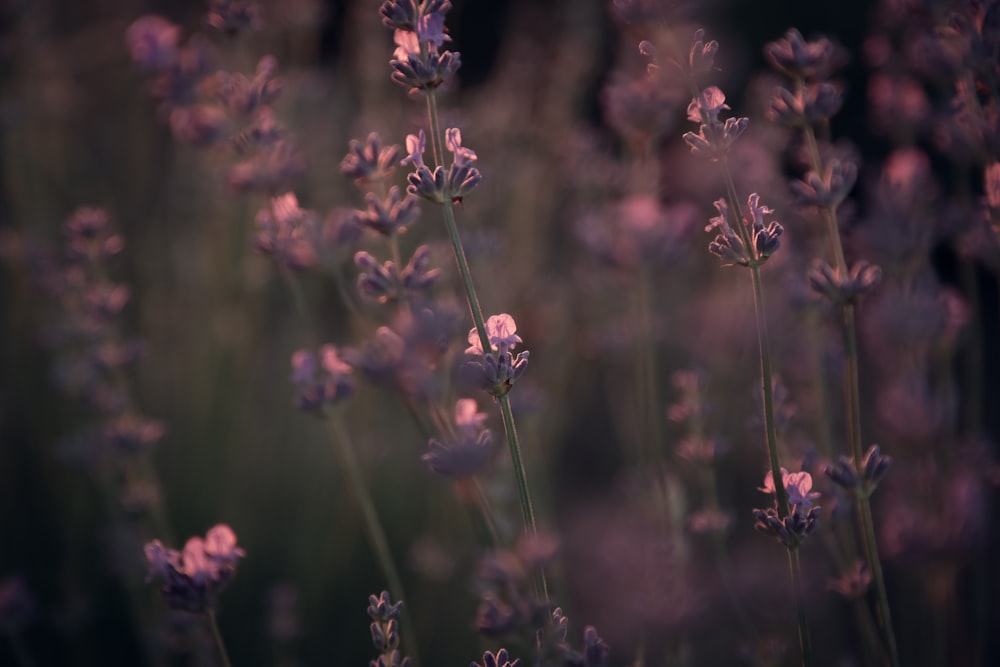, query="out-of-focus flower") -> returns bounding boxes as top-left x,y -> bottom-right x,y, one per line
290,345 -> 355,412
126,16 -> 181,71
422,398 -> 496,478
144,525 -> 245,612
355,245 -> 440,303
353,186 -> 420,237
205,0 -> 261,34
807,259 -> 881,304
0,575 -> 36,635
790,159 -> 857,208
828,560 -> 872,600
341,133 -> 402,184
254,192 -> 320,271
764,28 -> 845,81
